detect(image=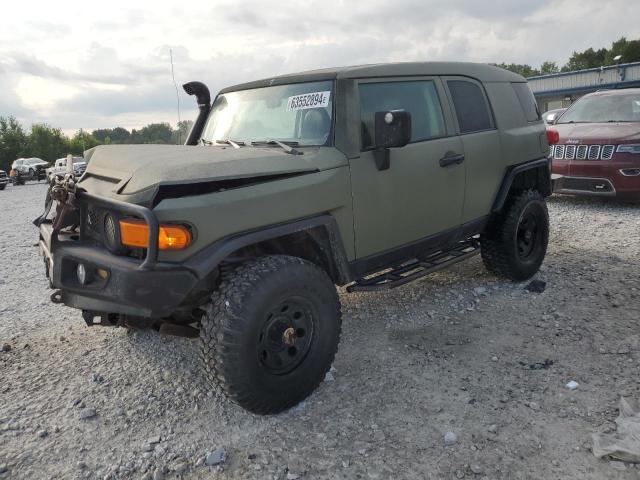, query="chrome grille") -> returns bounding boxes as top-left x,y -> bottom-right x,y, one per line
588,145 -> 601,159
576,145 -> 588,159
601,145 -> 615,160
553,144 -> 617,160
